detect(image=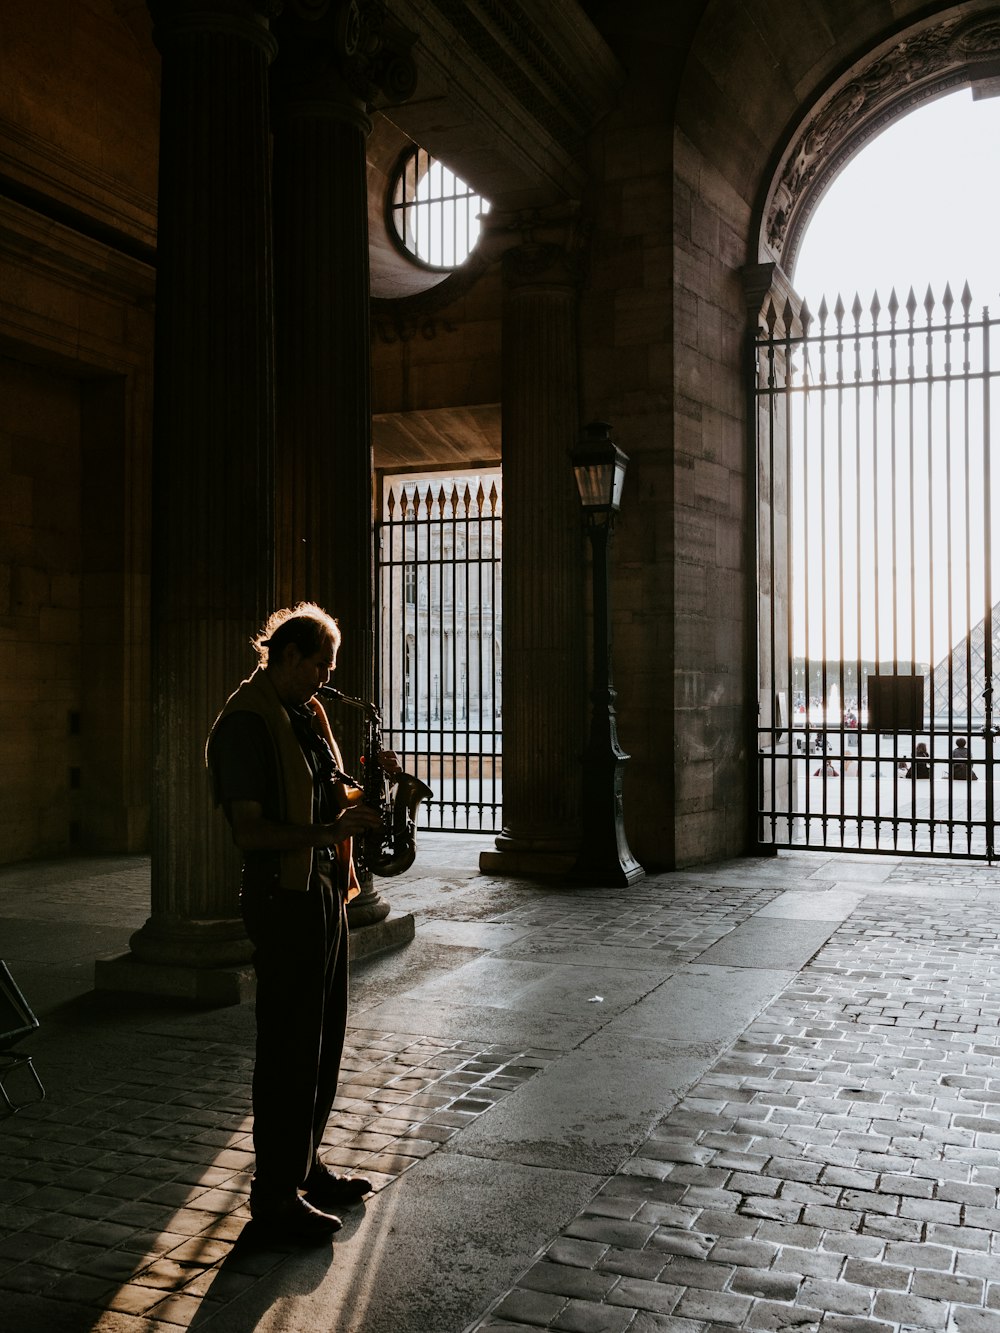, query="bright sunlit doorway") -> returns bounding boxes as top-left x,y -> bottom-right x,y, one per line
756,89 -> 1000,859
